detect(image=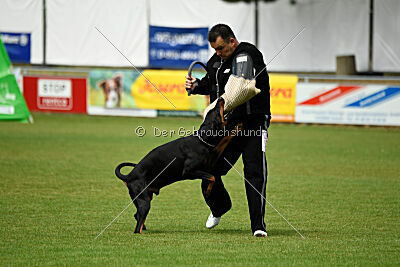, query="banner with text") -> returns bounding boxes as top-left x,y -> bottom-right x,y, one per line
88,69 -> 207,117
23,75 -> 87,113
295,83 -> 400,126
269,74 -> 297,122
149,26 -> 209,68
0,32 -> 31,63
